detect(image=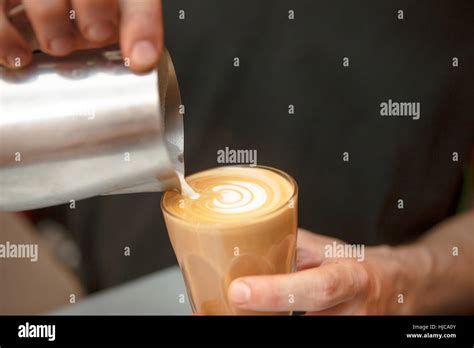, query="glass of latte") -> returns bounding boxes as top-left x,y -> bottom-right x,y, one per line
161,166 -> 298,315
